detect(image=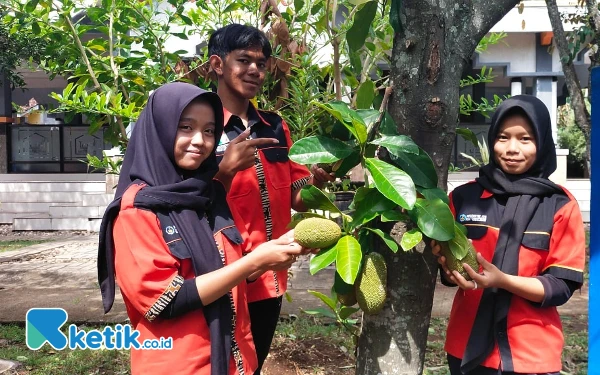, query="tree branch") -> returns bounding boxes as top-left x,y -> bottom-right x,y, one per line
108,0 -> 128,141
60,8 -> 101,89
546,0 -> 591,136
586,0 -> 600,32
458,0 -> 520,59
367,84 -> 394,142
